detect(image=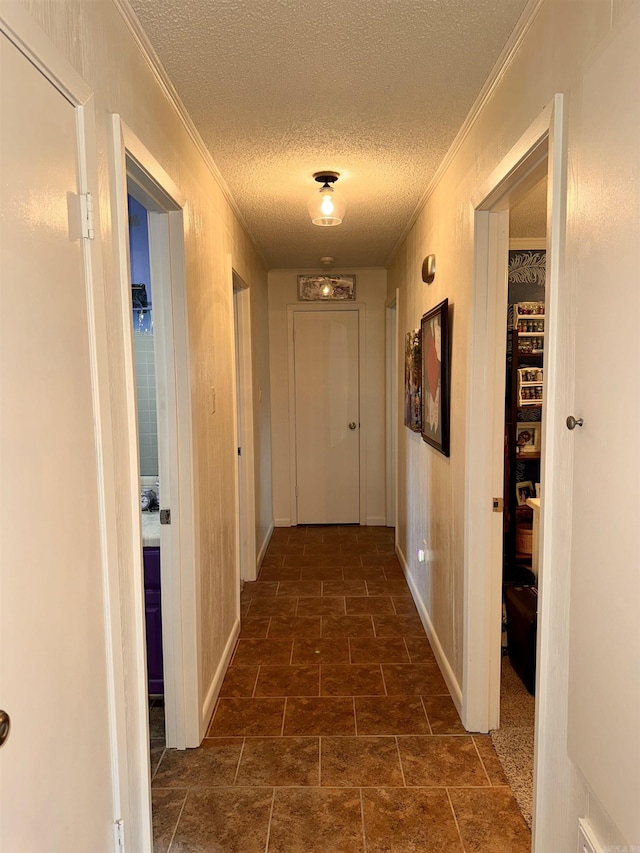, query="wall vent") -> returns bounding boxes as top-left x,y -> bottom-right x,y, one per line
577,819 -> 605,853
